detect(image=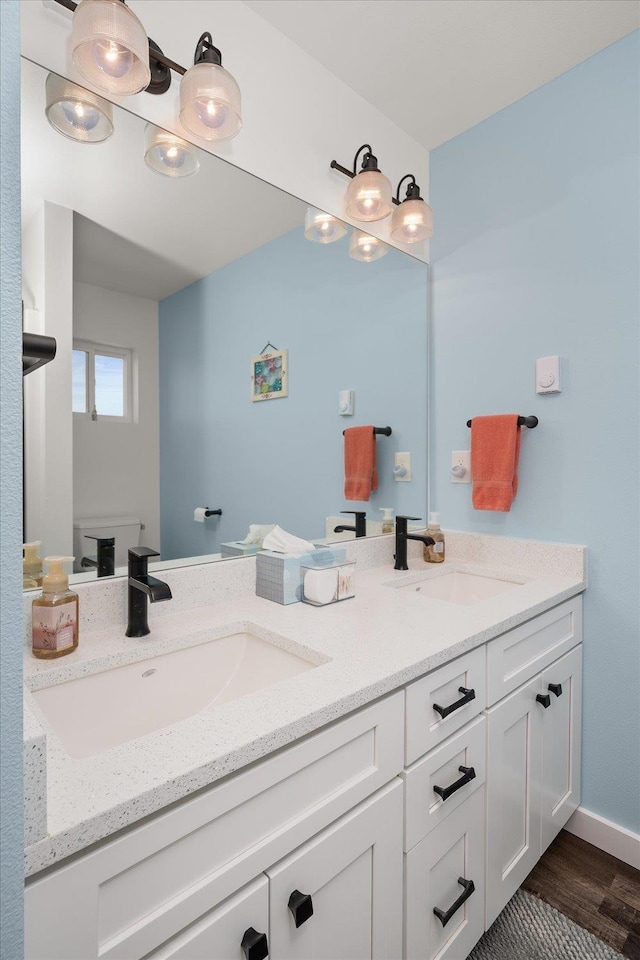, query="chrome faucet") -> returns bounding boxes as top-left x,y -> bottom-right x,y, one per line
126,547 -> 172,637
394,516 -> 435,571
333,510 -> 367,538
